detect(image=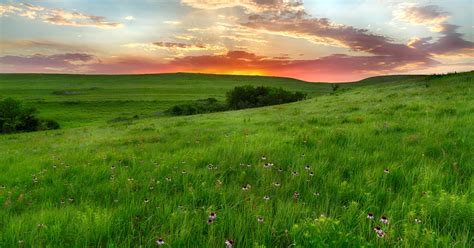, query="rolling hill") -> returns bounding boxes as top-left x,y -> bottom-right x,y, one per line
0,71 -> 473,247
